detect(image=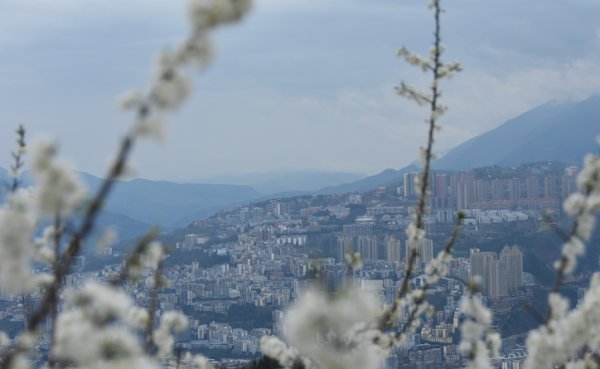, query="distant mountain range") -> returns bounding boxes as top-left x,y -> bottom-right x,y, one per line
0,169 -> 261,229
1,95 -> 599,232
78,172 -> 262,228
318,166 -> 420,194
320,95 -> 600,193
433,96 -> 600,170
201,170 -> 364,194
